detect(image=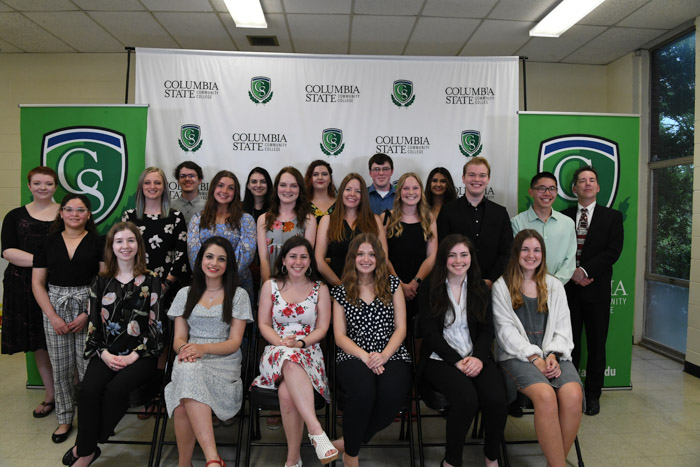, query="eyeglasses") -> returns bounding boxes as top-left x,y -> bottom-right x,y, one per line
371,167 -> 392,173
533,186 -> 558,193
62,207 -> 88,214
178,173 -> 198,180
